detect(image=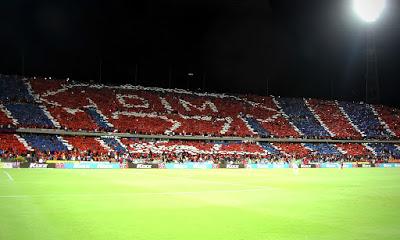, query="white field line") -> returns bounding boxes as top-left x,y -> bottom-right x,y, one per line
3,171 -> 14,182
0,195 -> 29,198
0,188 -> 270,199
